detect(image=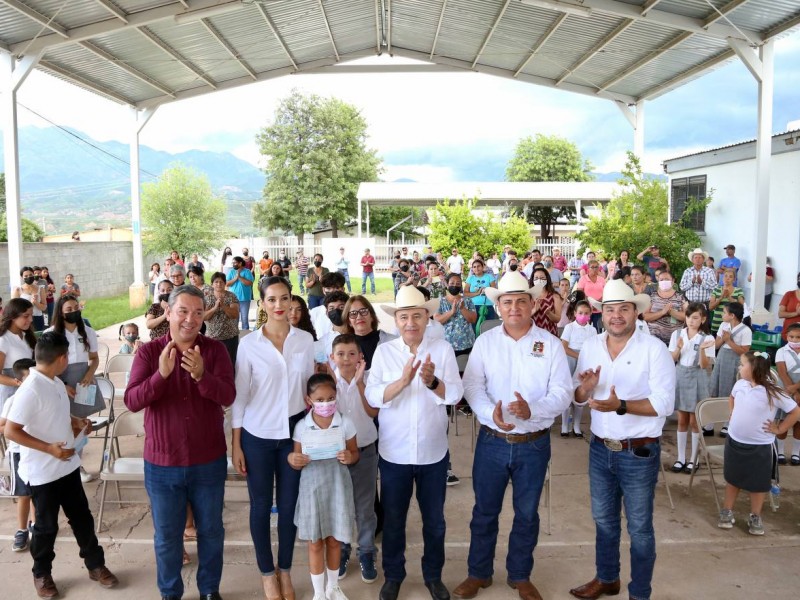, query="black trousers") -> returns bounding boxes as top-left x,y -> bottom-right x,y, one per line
29,467 -> 105,577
